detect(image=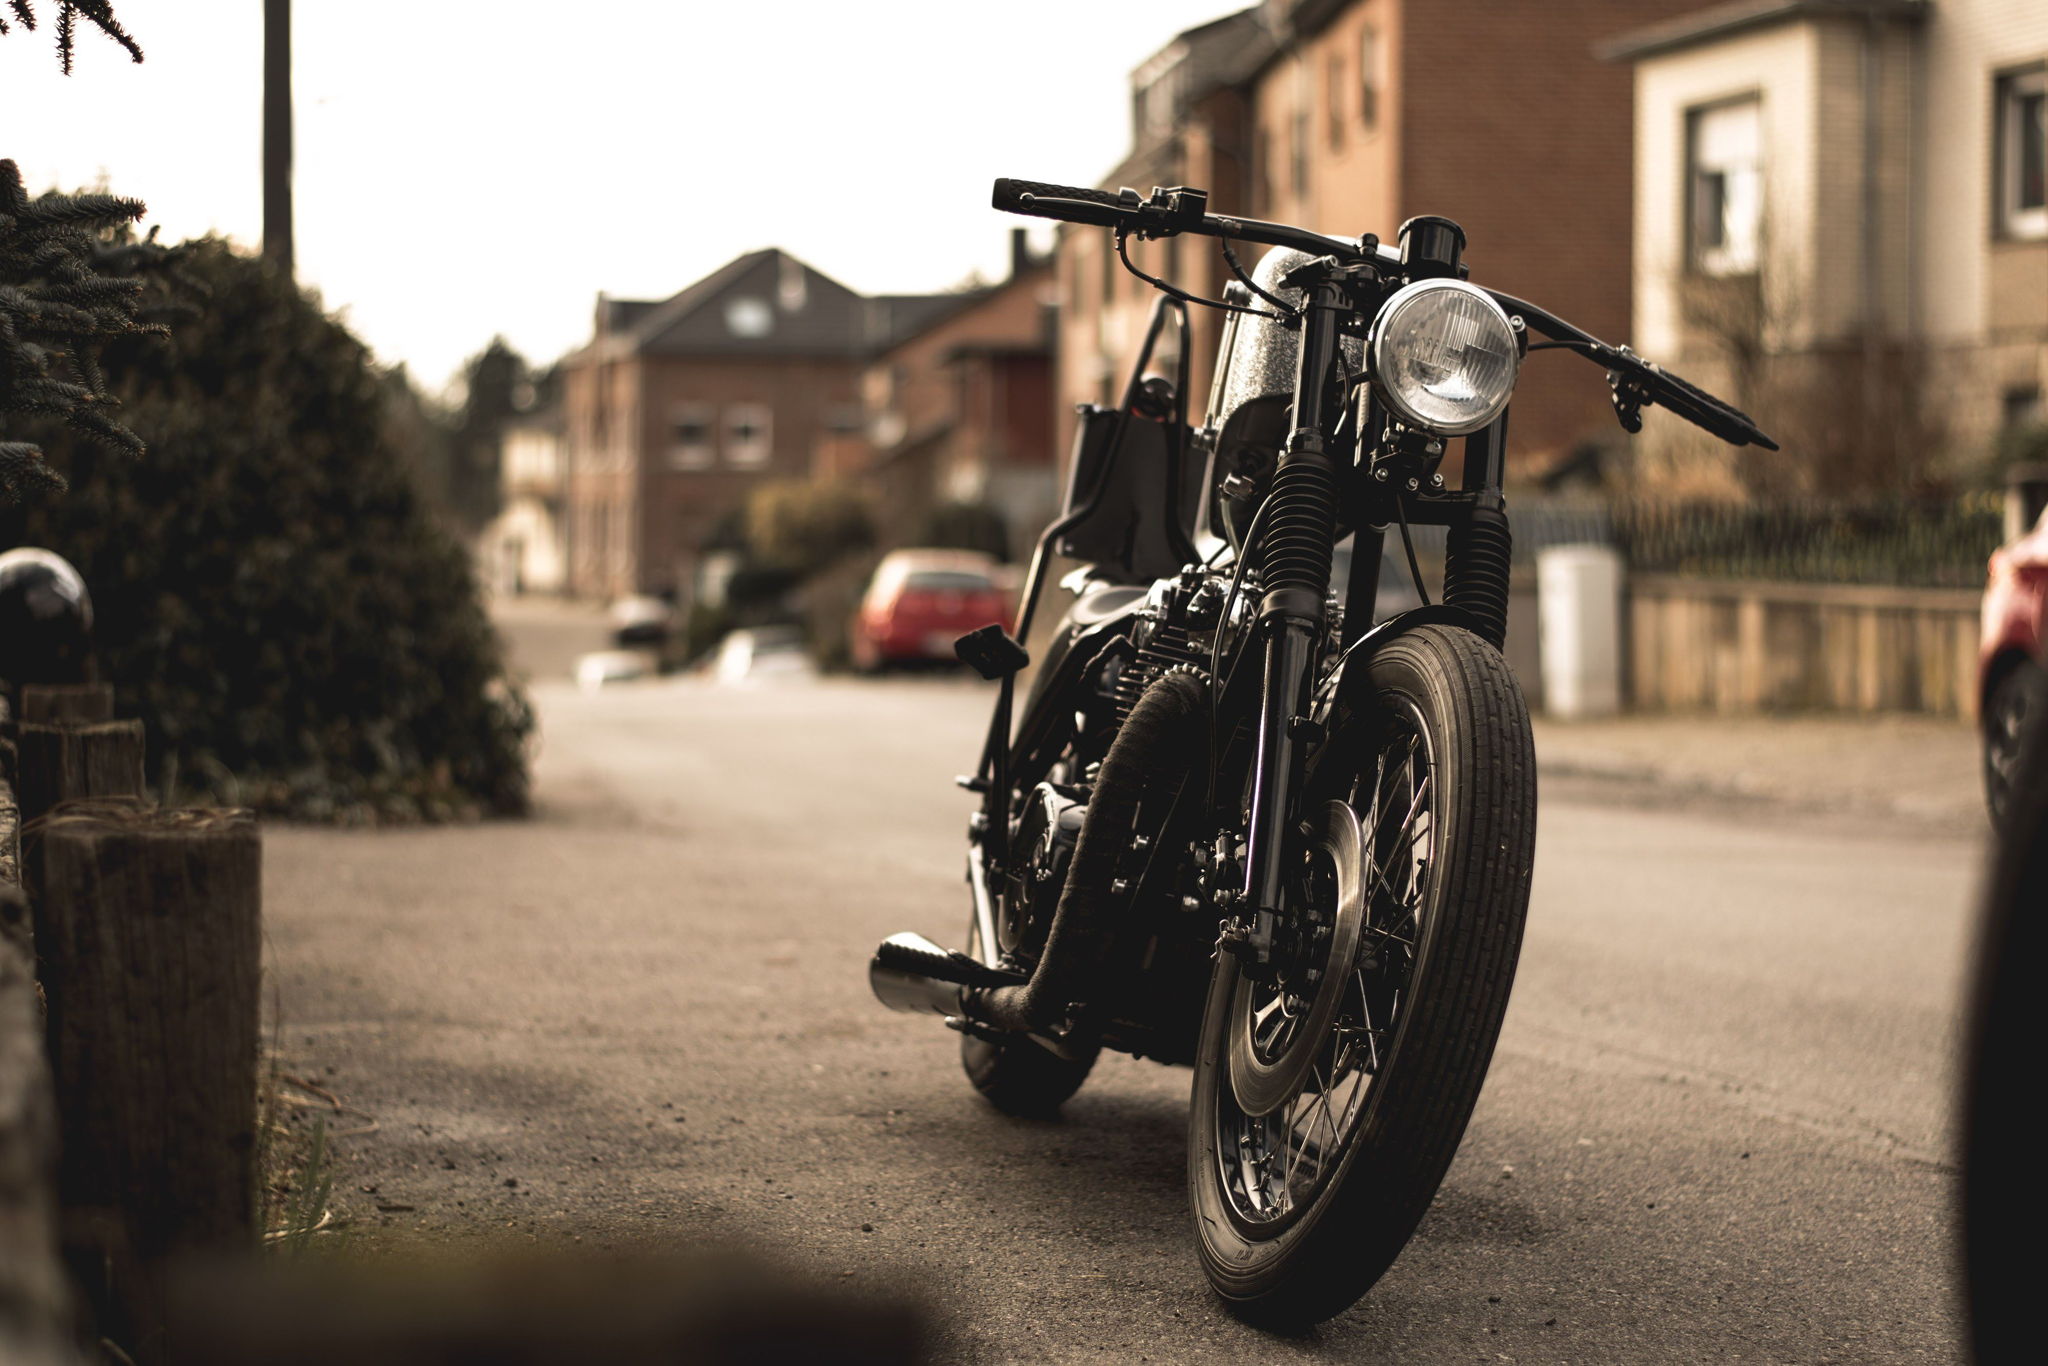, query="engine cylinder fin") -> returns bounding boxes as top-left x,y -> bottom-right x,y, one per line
1112,623 -> 1205,725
